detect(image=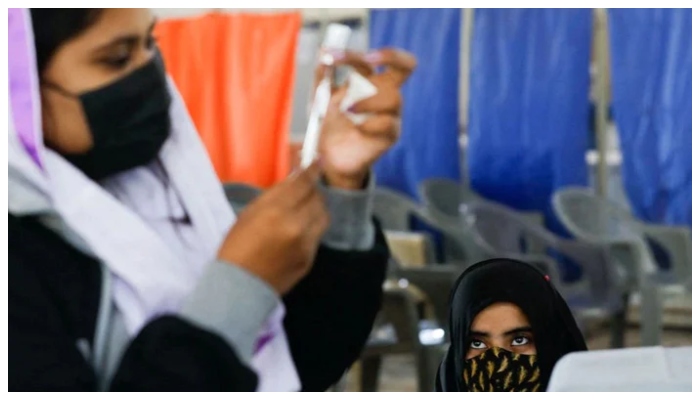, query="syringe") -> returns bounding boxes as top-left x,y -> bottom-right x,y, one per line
299,23 -> 352,169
